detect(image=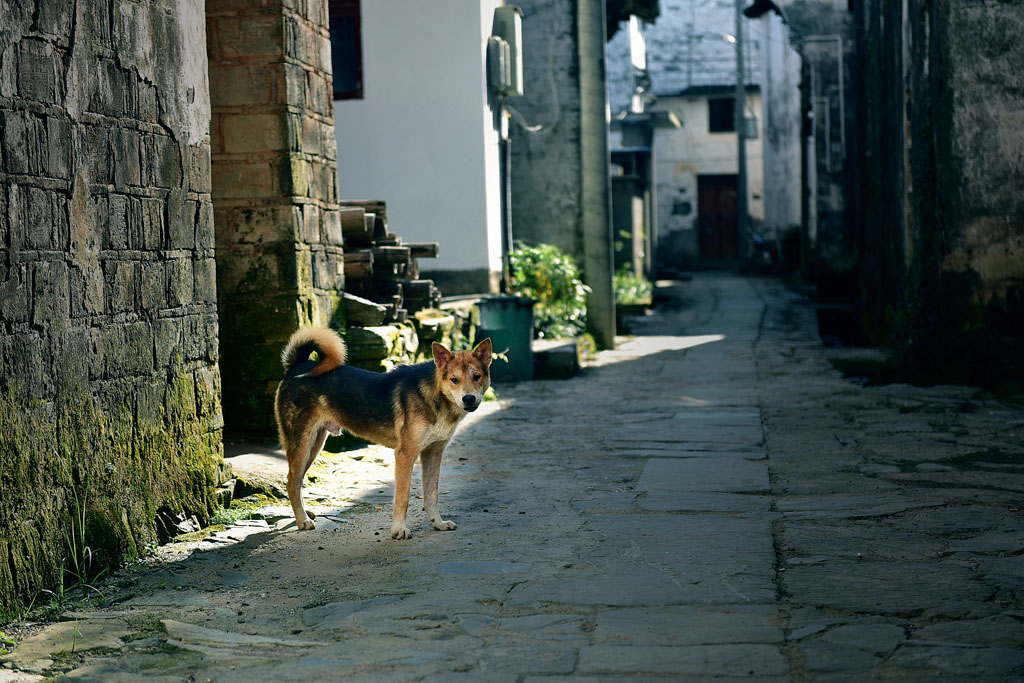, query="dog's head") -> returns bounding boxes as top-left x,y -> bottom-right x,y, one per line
432,339 -> 492,413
